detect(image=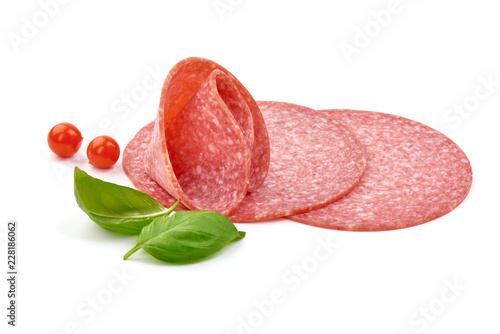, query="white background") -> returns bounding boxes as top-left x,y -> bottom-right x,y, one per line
1,0 -> 499,333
